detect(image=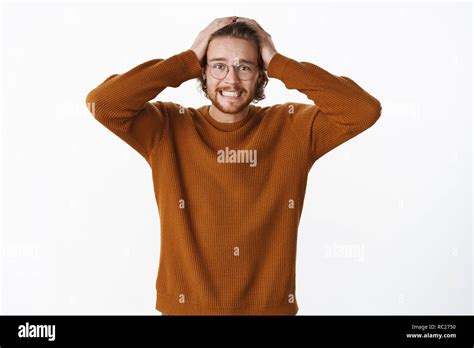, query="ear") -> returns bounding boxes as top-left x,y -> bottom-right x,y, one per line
202,68 -> 206,80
